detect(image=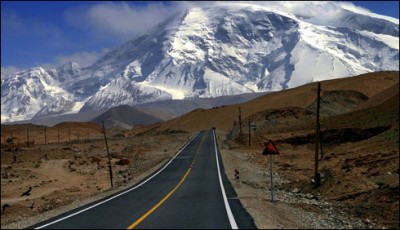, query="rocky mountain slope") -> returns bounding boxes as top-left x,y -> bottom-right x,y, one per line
1,2 -> 398,123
